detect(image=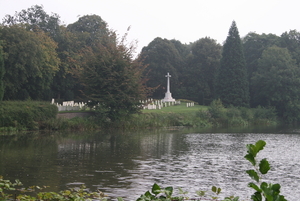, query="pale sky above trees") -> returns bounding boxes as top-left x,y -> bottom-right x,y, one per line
1,0 -> 299,55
